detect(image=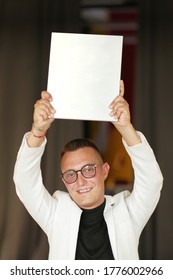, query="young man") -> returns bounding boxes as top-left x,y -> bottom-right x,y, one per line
13,81 -> 163,259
